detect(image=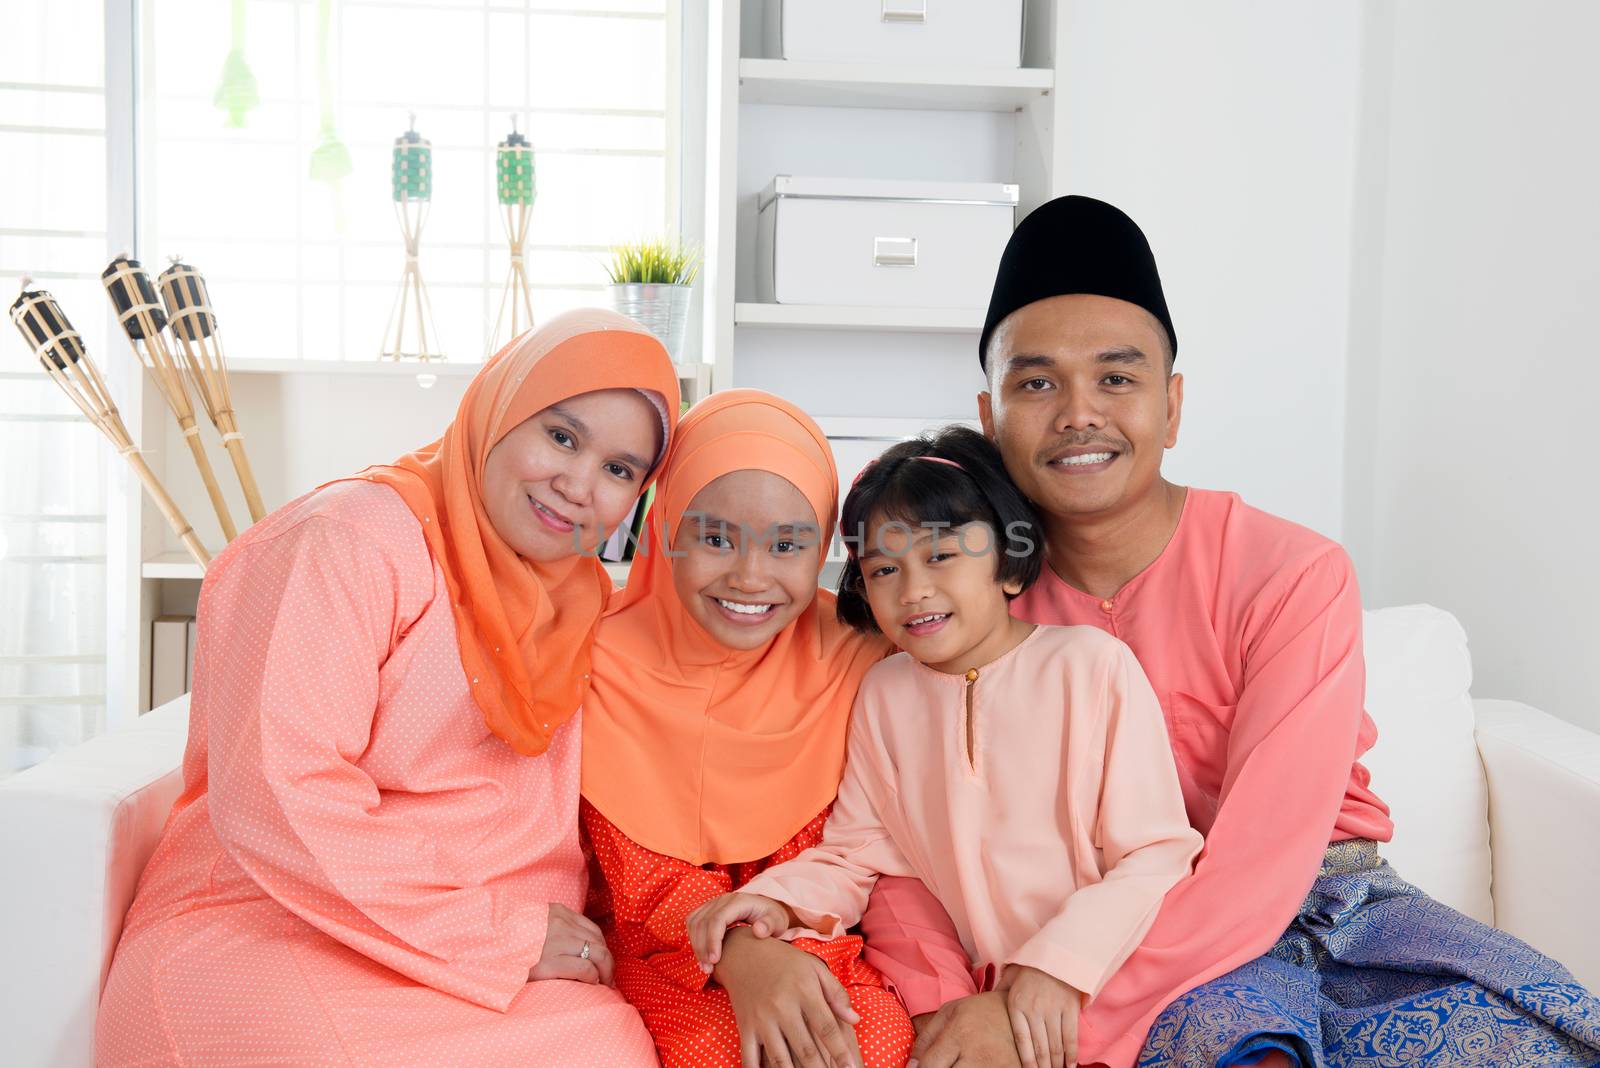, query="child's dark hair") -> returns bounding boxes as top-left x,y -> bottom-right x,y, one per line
836,425 -> 1043,632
